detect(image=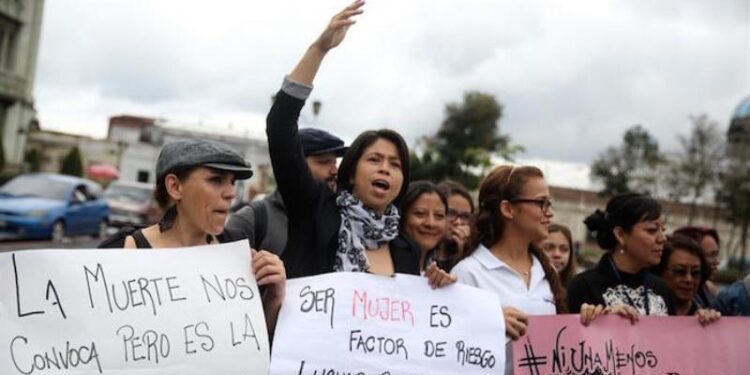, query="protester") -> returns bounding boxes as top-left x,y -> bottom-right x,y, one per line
450,165 -> 564,375
568,194 -> 720,326
653,235 -> 718,317
538,223 -> 577,287
99,139 -> 286,335
266,0 -> 454,287
713,274 -> 750,316
567,193 -> 672,322
674,225 -> 721,306
451,166 -> 565,333
225,127 -> 347,255
399,181 -> 449,271
437,180 -> 475,270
